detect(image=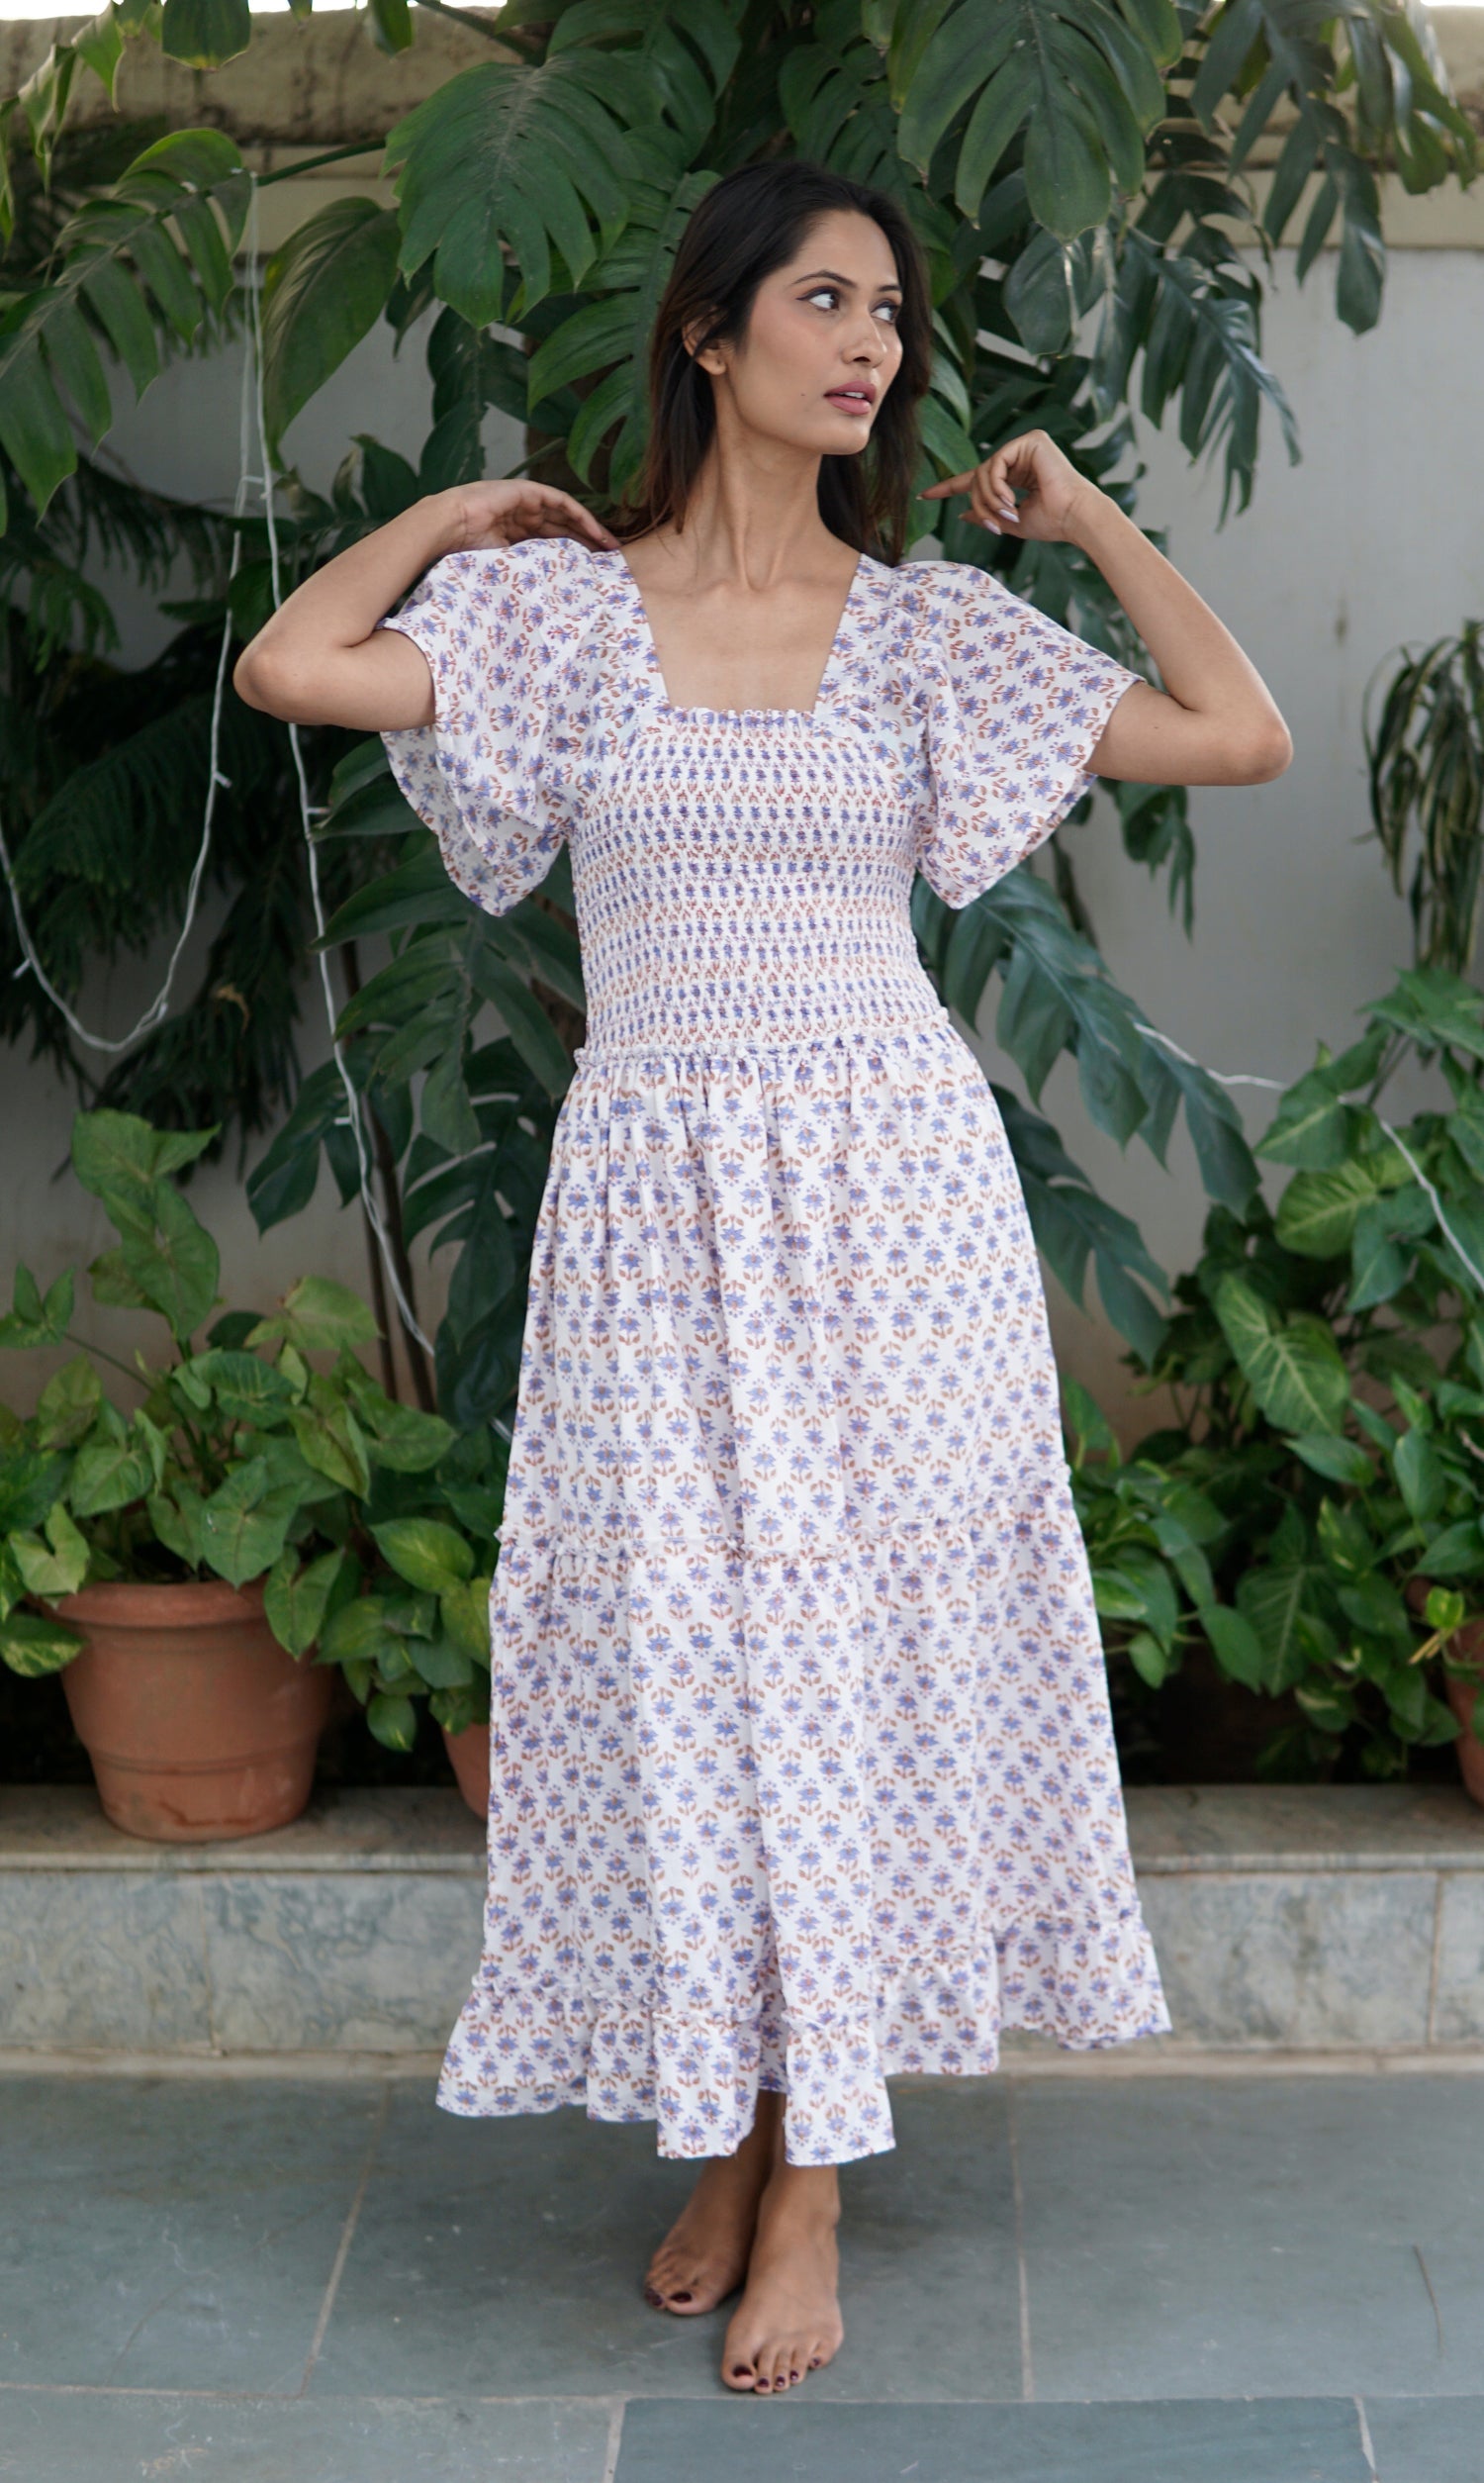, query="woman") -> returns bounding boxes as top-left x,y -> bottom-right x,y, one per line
236,158 -> 1291,2398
